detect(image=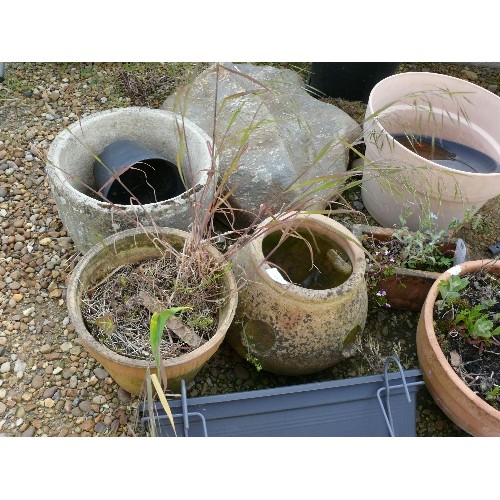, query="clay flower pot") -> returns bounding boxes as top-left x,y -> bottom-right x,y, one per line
227,213 -> 368,376
352,224 -> 457,311
66,227 -> 238,395
416,259 -> 500,436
